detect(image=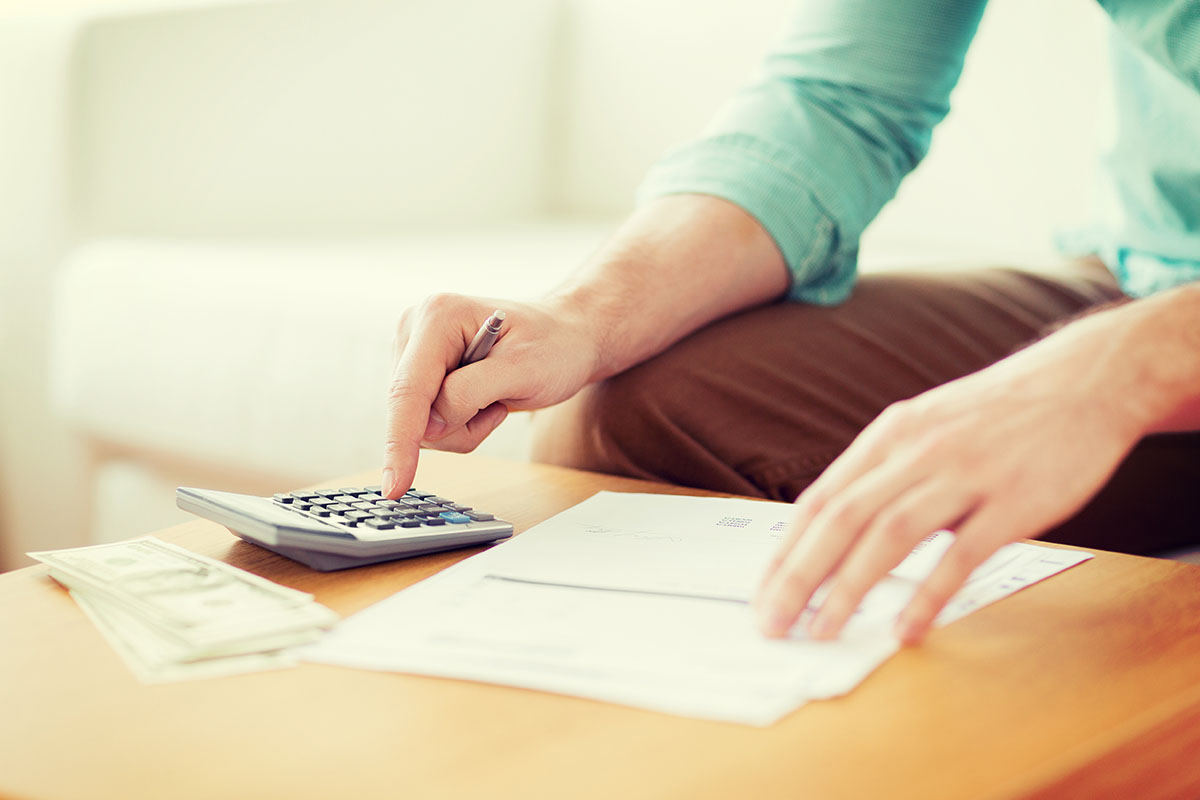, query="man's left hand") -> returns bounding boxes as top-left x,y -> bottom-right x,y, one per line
754,303 -> 1156,644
